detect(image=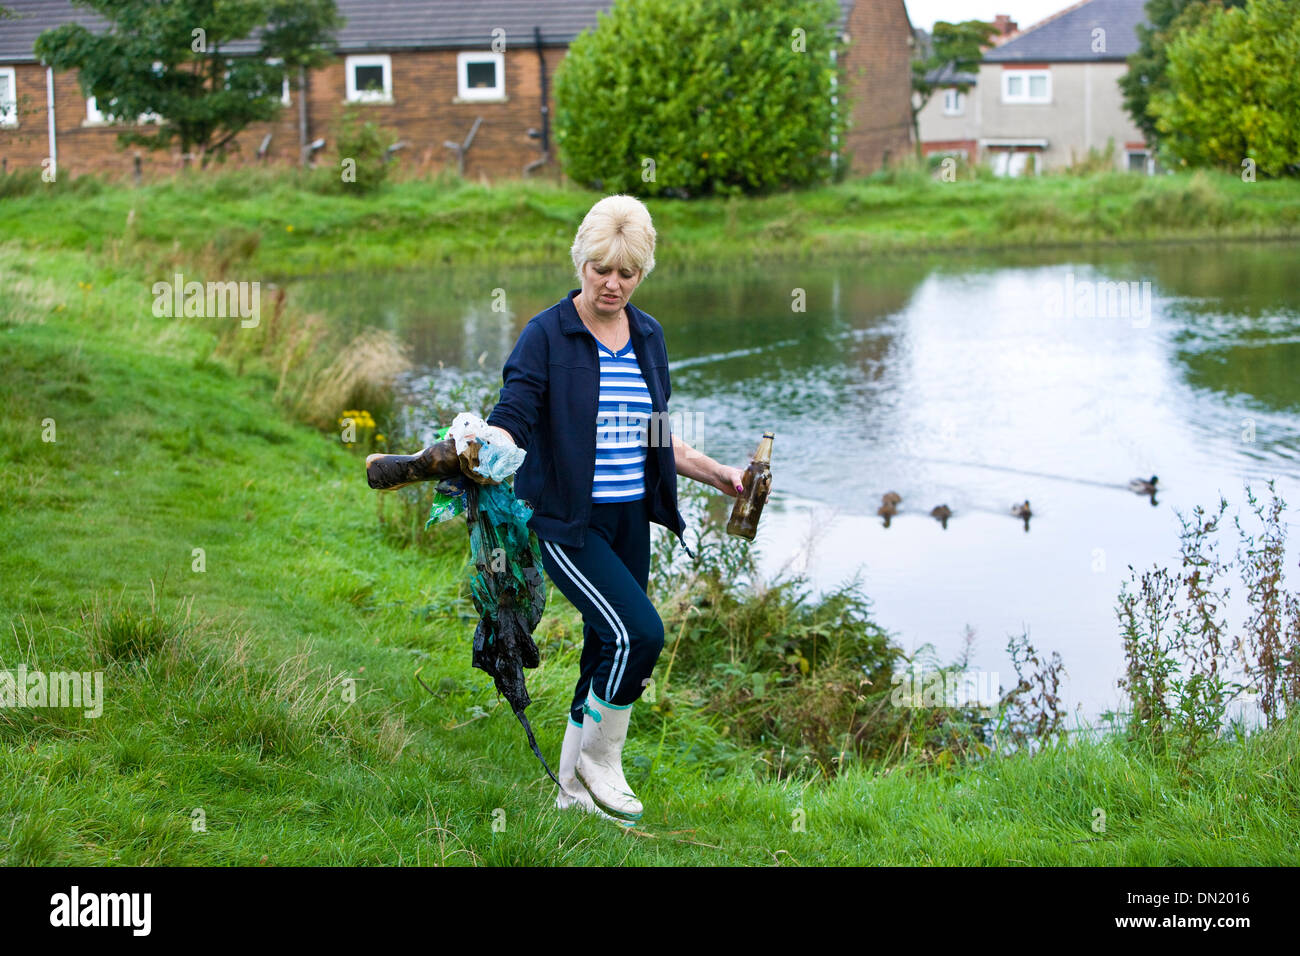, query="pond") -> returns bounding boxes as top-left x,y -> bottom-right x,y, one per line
289,239 -> 1300,723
